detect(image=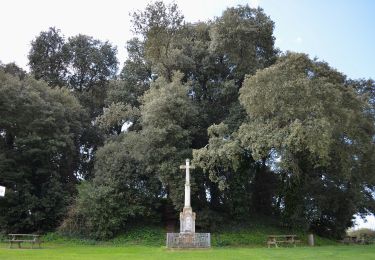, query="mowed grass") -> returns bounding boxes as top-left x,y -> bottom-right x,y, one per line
0,244 -> 374,260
